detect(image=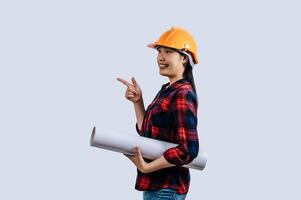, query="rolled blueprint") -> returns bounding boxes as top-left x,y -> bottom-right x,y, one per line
90,127 -> 207,170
